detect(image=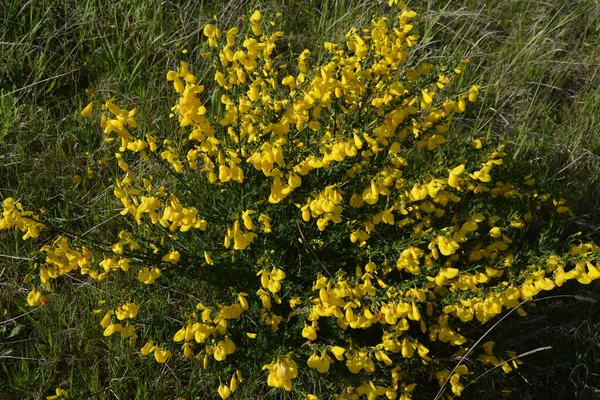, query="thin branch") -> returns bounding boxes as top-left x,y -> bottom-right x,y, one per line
463,346 -> 553,390
296,220 -> 333,278
0,307 -> 40,326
